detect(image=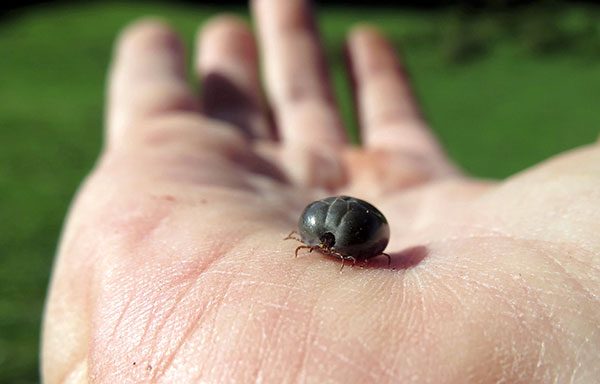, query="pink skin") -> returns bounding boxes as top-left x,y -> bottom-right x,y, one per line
42,1 -> 600,383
